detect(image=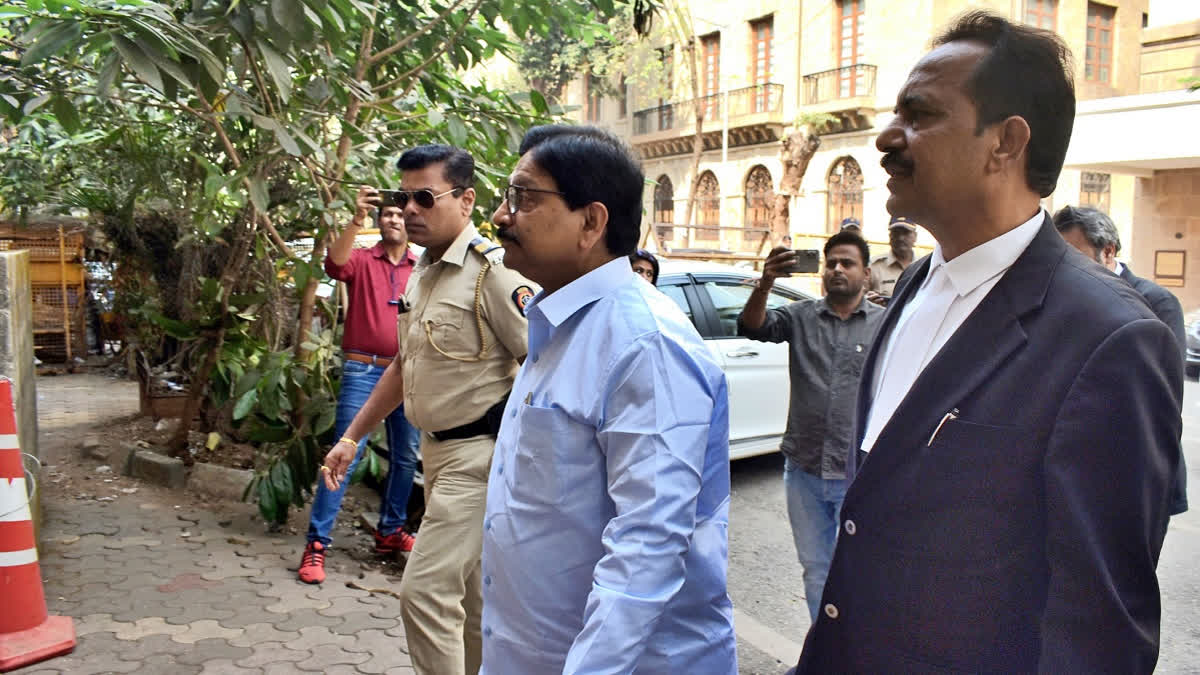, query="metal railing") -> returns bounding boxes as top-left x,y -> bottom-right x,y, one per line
803,64 -> 876,105
633,83 -> 784,136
